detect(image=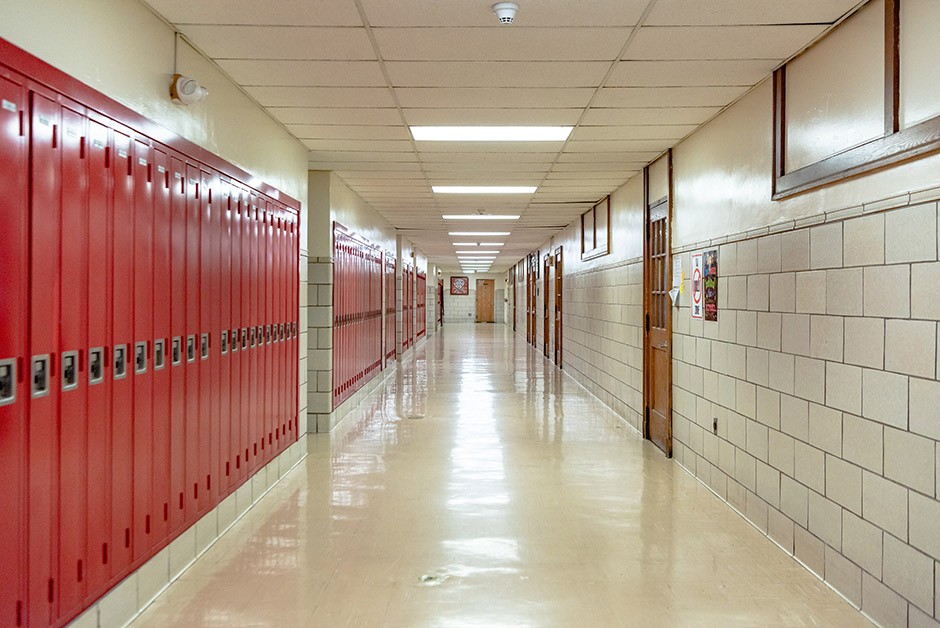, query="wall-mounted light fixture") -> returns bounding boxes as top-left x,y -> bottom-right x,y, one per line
170,74 -> 208,106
